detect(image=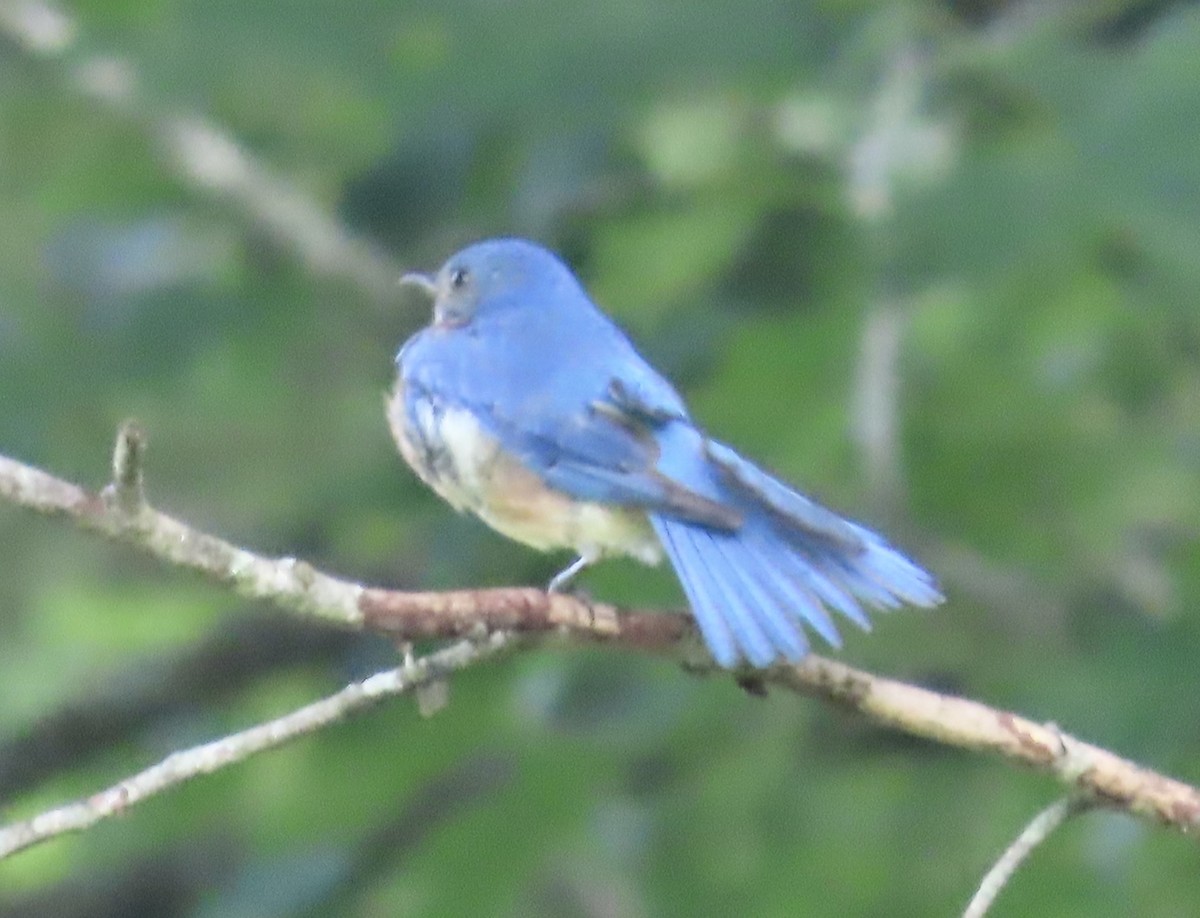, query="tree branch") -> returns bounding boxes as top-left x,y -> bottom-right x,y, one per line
0,633 -> 511,861
769,664 -> 1199,834
1,434 -> 1198,863
0,437 -> 365,628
